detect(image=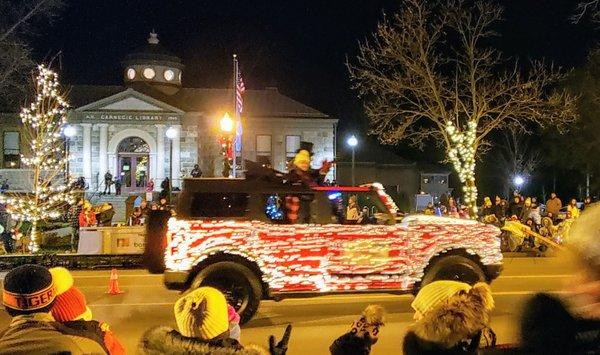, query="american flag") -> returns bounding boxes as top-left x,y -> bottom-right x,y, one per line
236,71 -> 245,114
